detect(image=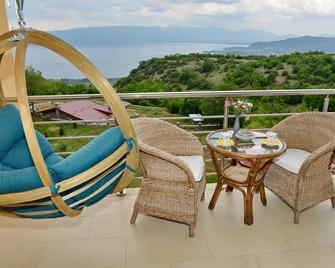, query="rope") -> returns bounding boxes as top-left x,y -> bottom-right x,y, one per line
126,137 -> 139,173
14,0 -> 26,28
